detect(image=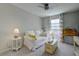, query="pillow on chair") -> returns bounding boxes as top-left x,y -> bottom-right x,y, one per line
28,33 -> 37,40
24,31 -> 37,40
